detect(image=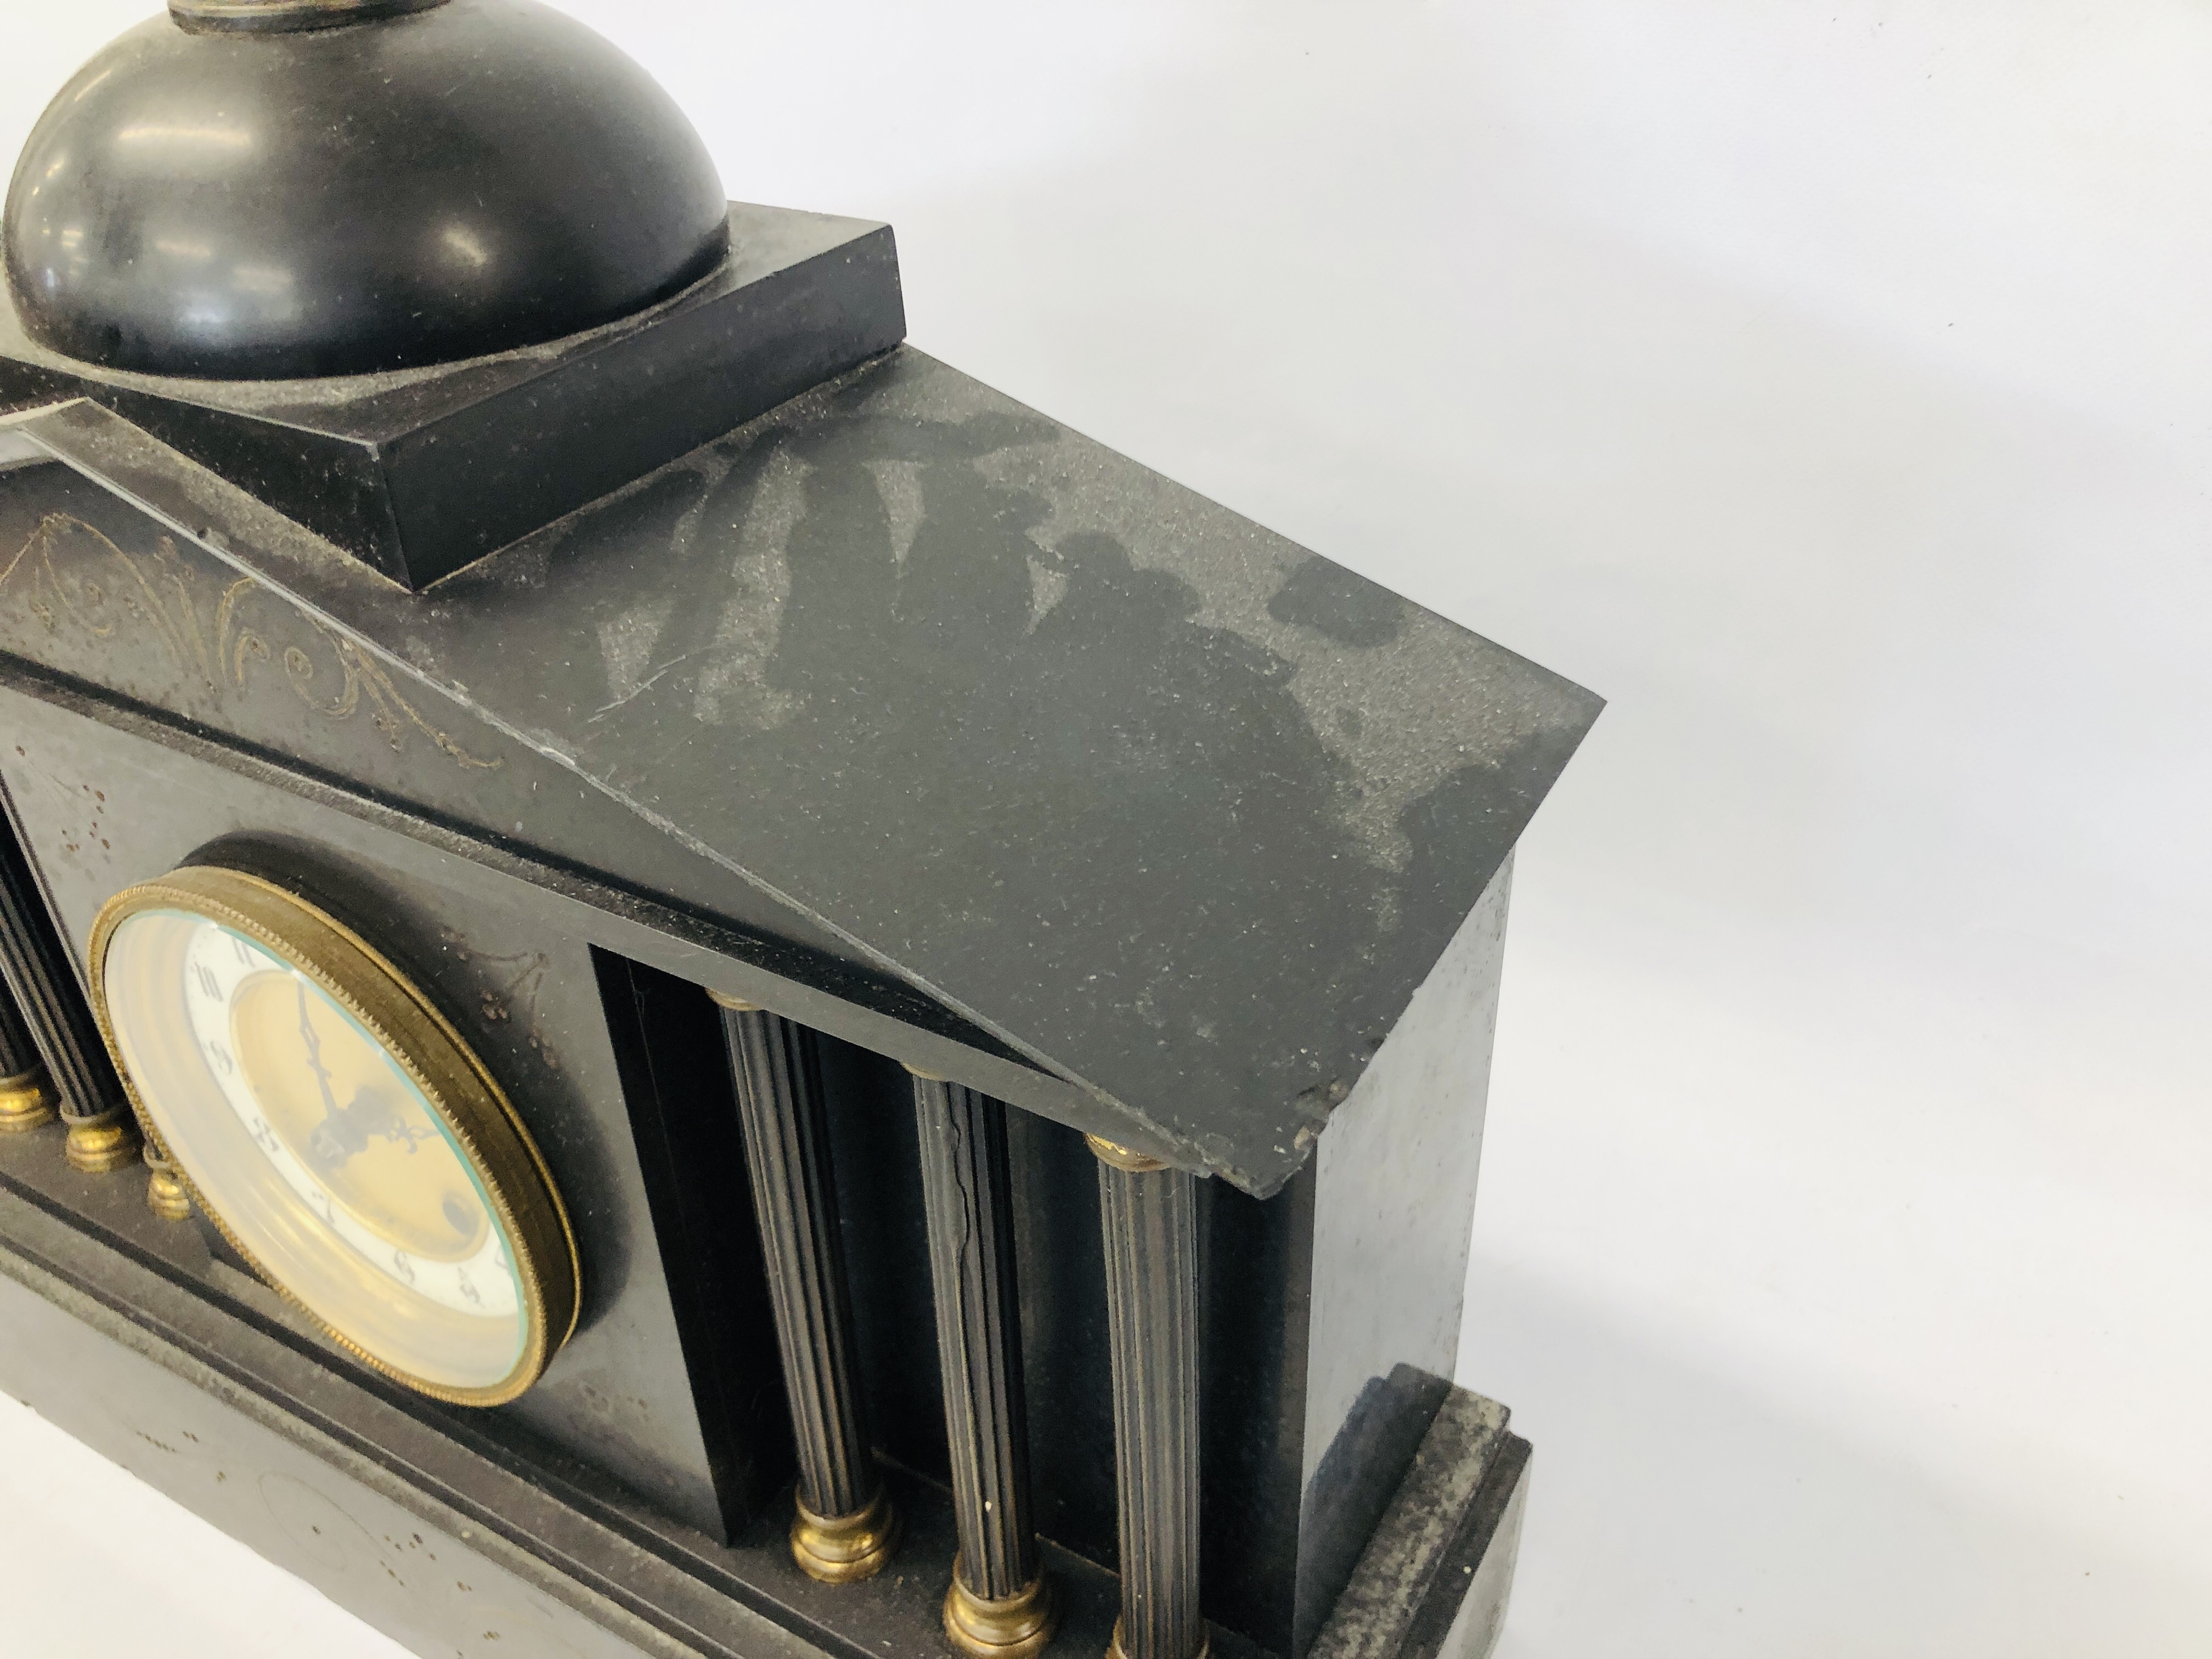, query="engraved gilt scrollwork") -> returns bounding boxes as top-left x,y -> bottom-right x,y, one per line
1,512 -> 500,772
